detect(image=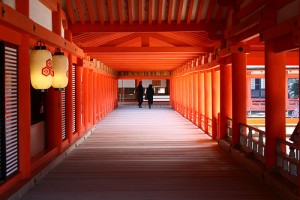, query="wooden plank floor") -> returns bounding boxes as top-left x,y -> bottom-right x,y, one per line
21,105 -> 283,200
